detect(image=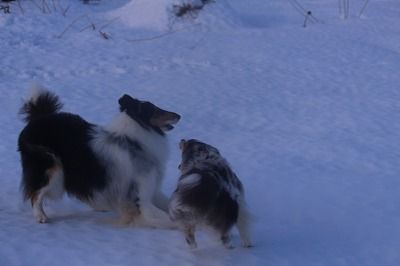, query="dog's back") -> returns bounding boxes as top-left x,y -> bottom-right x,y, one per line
19,112 -> 108,199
